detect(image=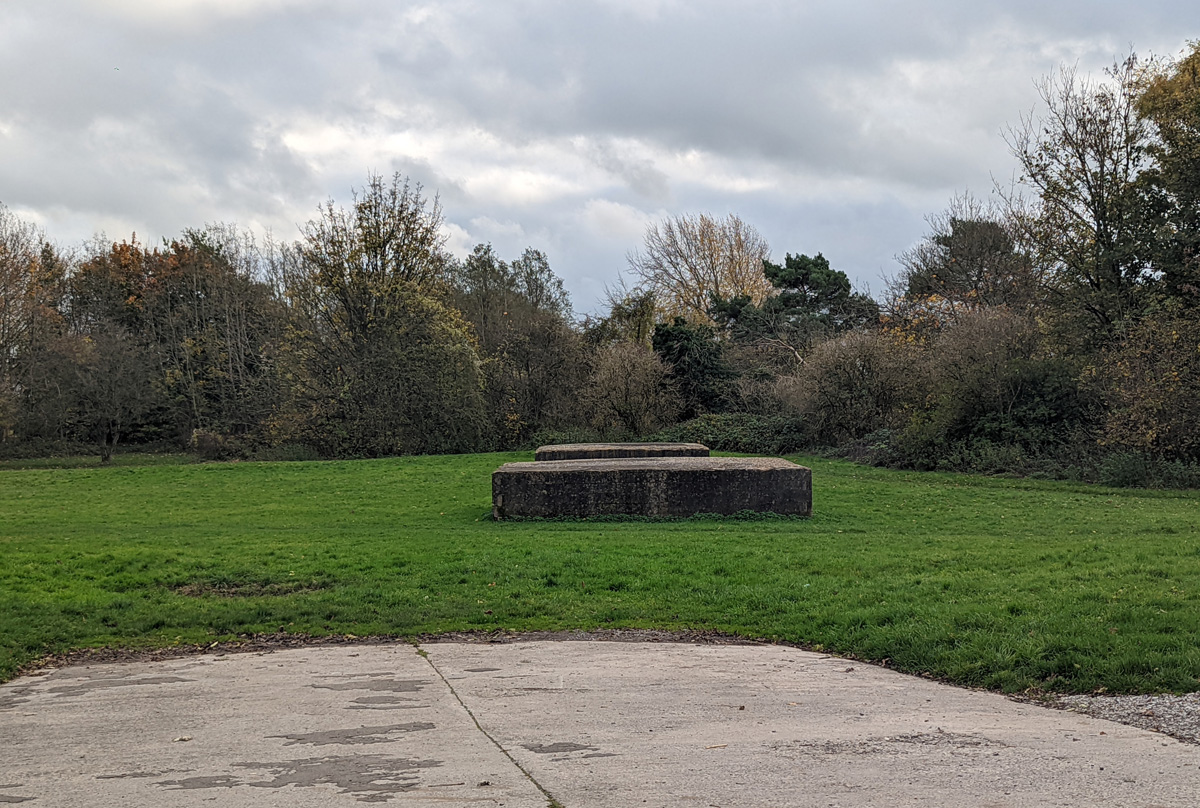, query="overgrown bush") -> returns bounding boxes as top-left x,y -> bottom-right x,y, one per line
1098,452 -> 1200,489
190,429 -> 246,461
525,426 -> 607,450
777,330 -> 918,445
1099,452 -> 1154,488
1092,311 -> 1200,462
582,342 -> 679,437
880,309 -> 1098,473
650,413 -> 809,455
